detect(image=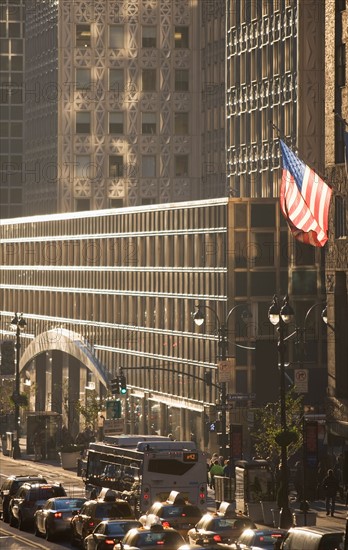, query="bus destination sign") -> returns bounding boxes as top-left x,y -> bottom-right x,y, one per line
183,452 -> 198,462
